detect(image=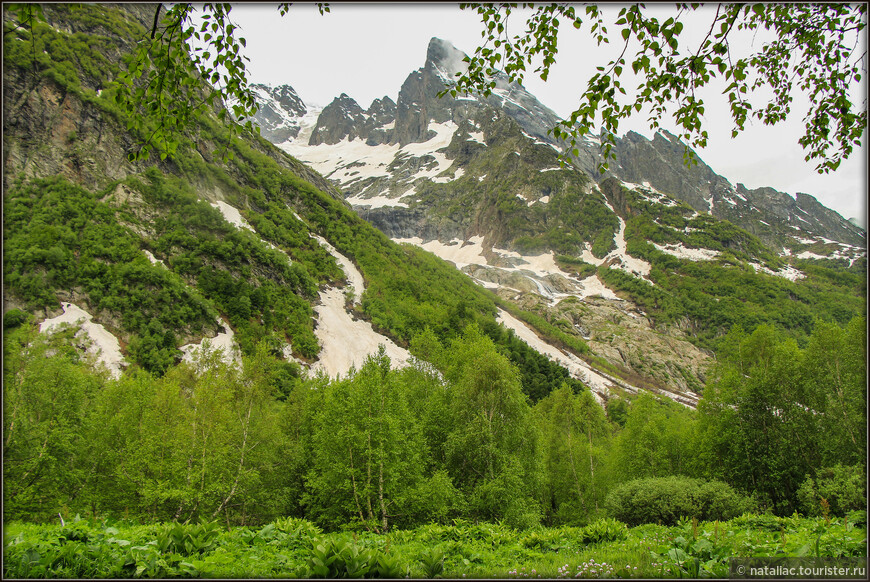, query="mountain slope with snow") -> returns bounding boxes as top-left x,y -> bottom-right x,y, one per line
249,36 -> 865,400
